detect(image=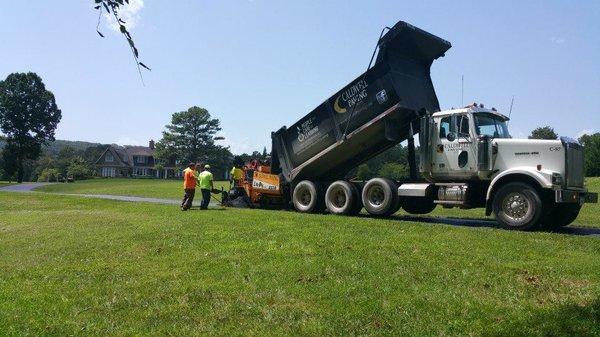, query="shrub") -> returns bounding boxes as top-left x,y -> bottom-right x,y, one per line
356,164 -> 373,181
38,168 -> 59,182
377,163 -> 408,181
